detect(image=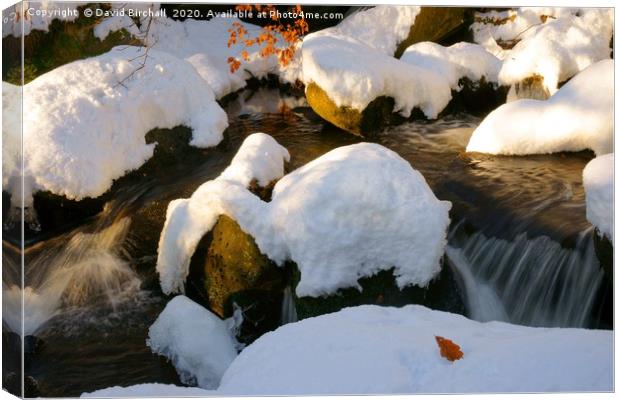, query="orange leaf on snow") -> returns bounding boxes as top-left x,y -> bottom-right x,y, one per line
435,336 -> 464,362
